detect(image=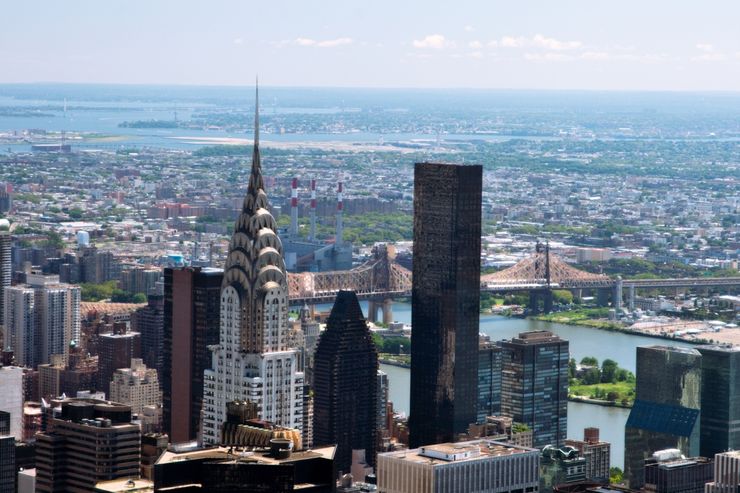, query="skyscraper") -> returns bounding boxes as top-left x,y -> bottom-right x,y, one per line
706,450 -> 740,493
0,220 -> 10,336
478,340 -> 502,424
409,162 -> 482,448
624,346 -> 702,488
35,398 -> 141,492
697,345 -> 740,458
109,358 -> 161,417
0,435 -> 14,493
162,266 -> 221,444
0,366 -> 22,440
133,293 -> 165,374
97,323 -> 141,396
3,273 -> 80,368
500,331 -> 569,448
313,290 -> 378,475
201,86 -> 304,445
